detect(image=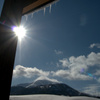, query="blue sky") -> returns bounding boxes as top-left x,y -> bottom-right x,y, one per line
1,0 -> 100,96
